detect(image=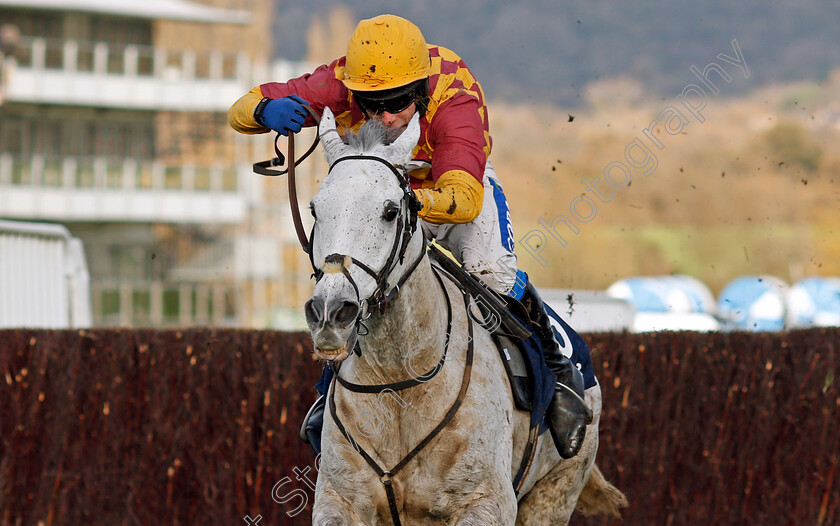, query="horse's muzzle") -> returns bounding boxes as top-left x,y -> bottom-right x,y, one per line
305,296 -> 360,361
305,297 -> 360,328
